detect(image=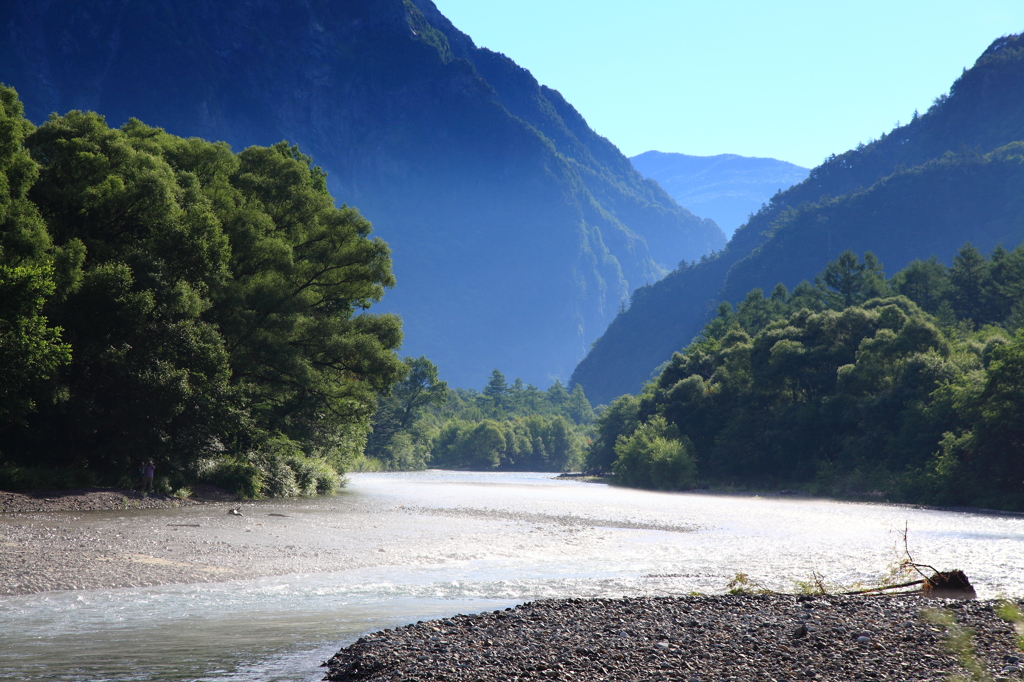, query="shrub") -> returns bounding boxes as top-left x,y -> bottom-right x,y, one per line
201,458 -> 263,499
612,416 -> 697,490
